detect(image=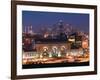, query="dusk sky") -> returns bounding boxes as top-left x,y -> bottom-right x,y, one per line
22,11 -> 89,32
